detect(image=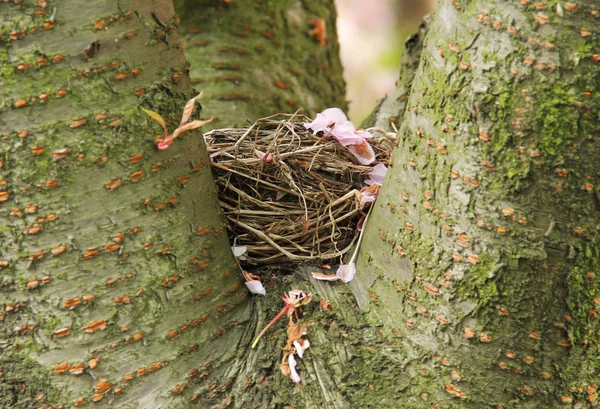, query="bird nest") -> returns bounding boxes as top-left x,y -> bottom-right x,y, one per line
205,113 -> 393,266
